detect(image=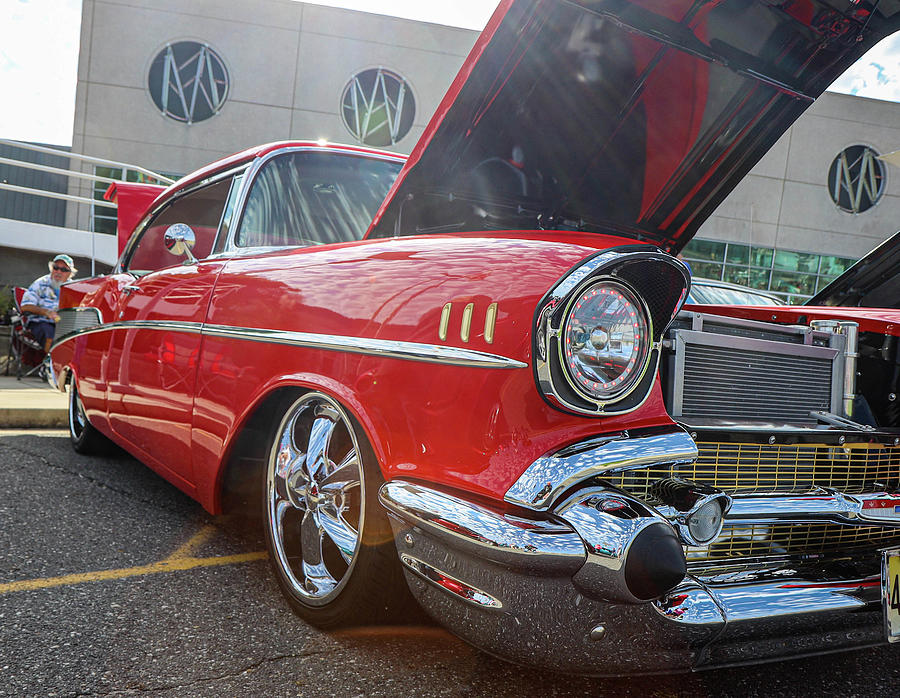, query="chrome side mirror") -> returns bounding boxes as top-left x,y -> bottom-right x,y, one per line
164,223 -> 198,264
